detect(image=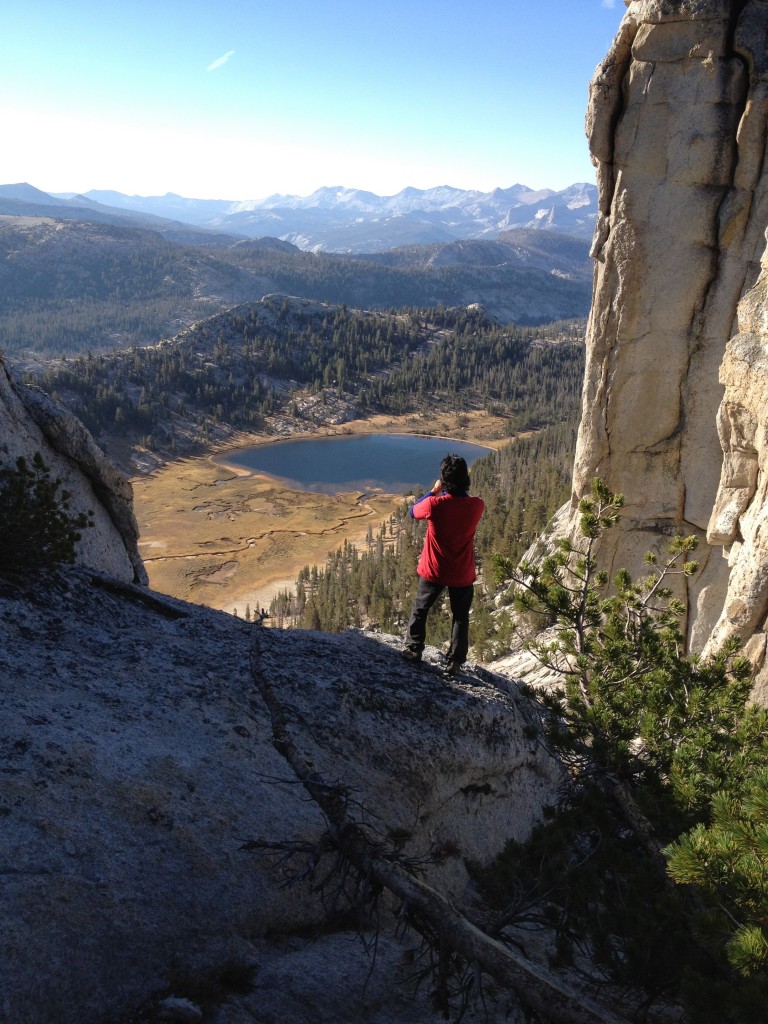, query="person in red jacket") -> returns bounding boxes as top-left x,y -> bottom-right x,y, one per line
402,454 -> 485,675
